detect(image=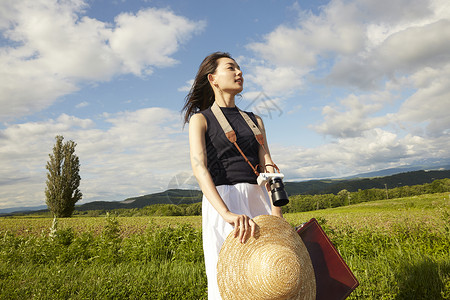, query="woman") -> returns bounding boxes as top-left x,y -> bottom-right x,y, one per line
182,52 -> 282,299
